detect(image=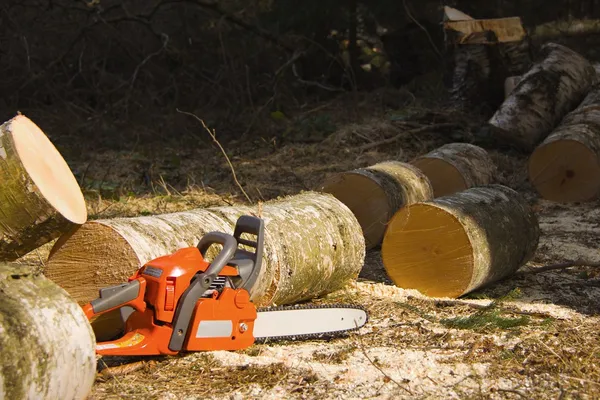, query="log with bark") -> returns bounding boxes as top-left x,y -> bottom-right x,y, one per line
528,84 -> 600,202
504,75 -> 521,98
410,143 -> 496,197
0,263 -> 96,400
381,185 -> 539,298
45,192 -> 365,308
488,43 -> 597,152
0,114 -> 87,260
320,161 -> 433,249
